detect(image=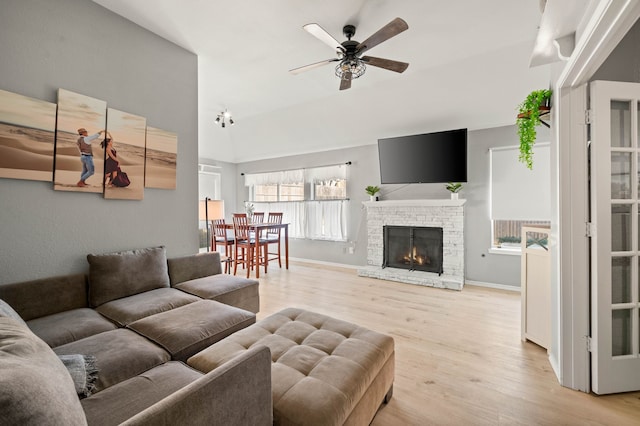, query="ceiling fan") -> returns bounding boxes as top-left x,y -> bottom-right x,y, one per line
290,17 -> 409,91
